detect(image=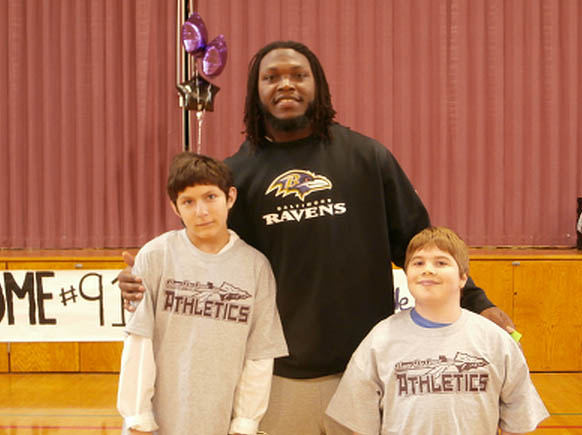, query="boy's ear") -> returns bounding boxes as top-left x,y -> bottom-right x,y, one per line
227,186 -> 237,209
170,200 -> 181,218
459,272 -> 468,289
